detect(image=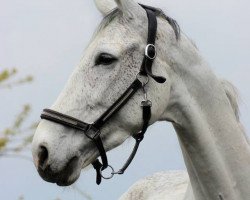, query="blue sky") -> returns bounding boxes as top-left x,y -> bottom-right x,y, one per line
0,0 -> 250,199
